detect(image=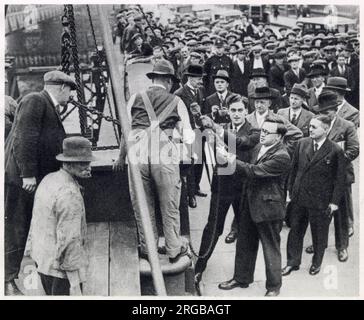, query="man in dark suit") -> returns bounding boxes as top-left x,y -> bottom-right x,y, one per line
194,94 -> 260,294
277,83 -> 314,137
306,65 -> 327,112
324,77 -> 359,128
175,64 -> 206,208
284,54 -> 307,93
282,113 -> 346,277
230,47 -> 250,97
269,52 -> 290,95
204,70 -> 234,124
217,115 -> 291,297
4,71 -> 75,295
248,69 -> 283,114
248,45 -> 270,74
305,90 -> 359,262
329,54 -> 354,92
